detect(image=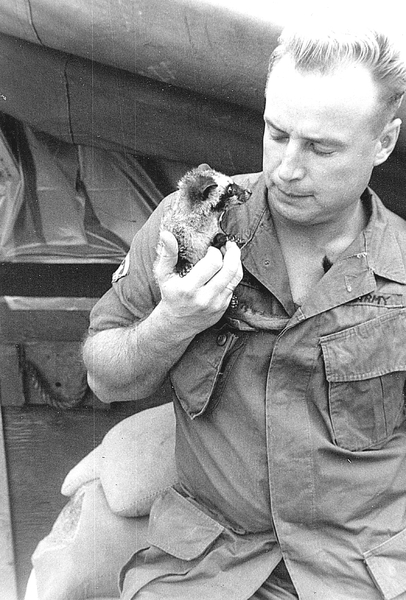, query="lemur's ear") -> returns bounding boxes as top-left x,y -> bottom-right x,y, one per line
196,163 -> 211,172
178,166 -> 217,204
196,174 -> 217,199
